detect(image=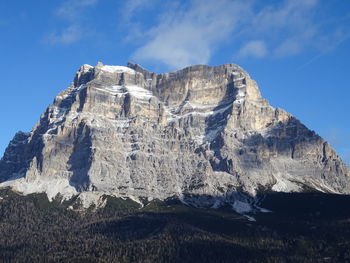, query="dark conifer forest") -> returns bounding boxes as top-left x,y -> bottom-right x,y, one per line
0,188 -> 350,262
